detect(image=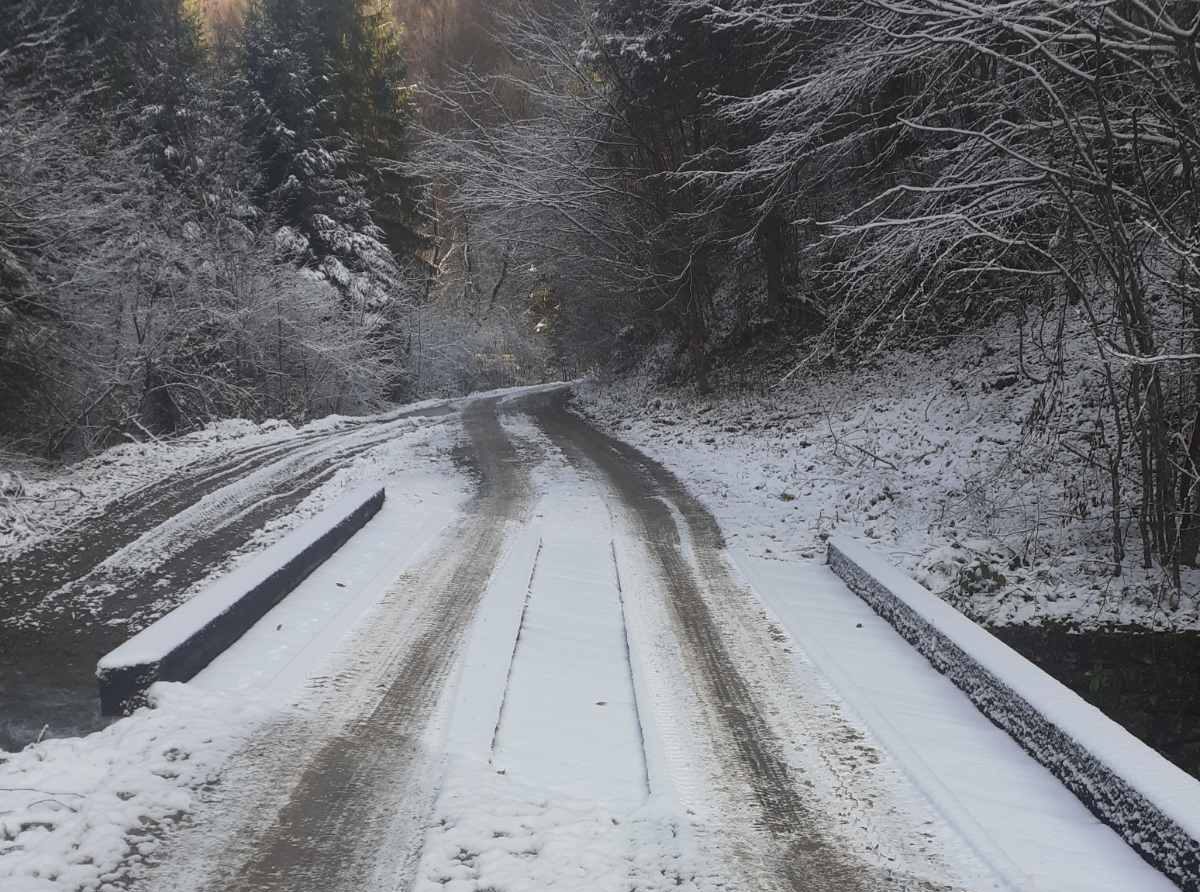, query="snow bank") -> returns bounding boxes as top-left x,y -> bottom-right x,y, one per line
97,486 -> 385,714
828,536 -> 1200,891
